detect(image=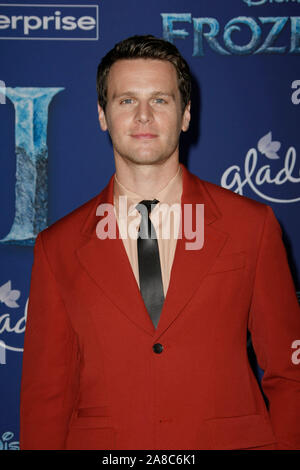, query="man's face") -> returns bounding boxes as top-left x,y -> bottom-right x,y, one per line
98,58 -> 190,166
